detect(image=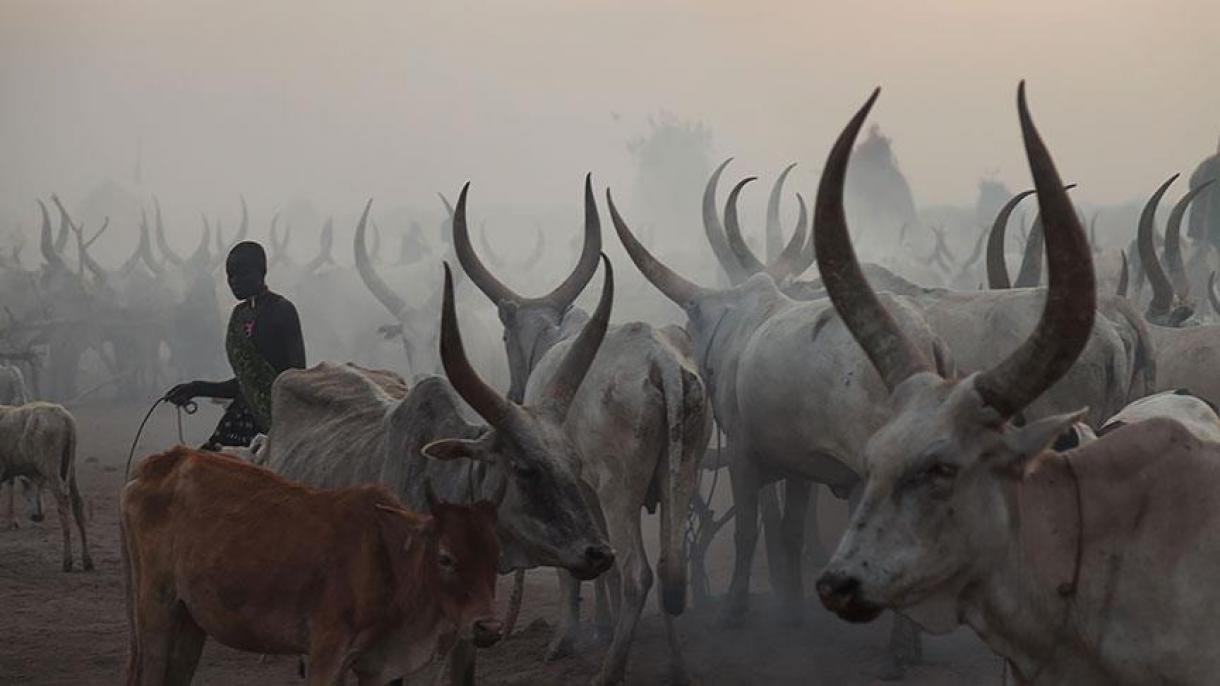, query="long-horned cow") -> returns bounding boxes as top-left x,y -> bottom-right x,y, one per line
453,177 -> 711,685
817,84 -> 1220,685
